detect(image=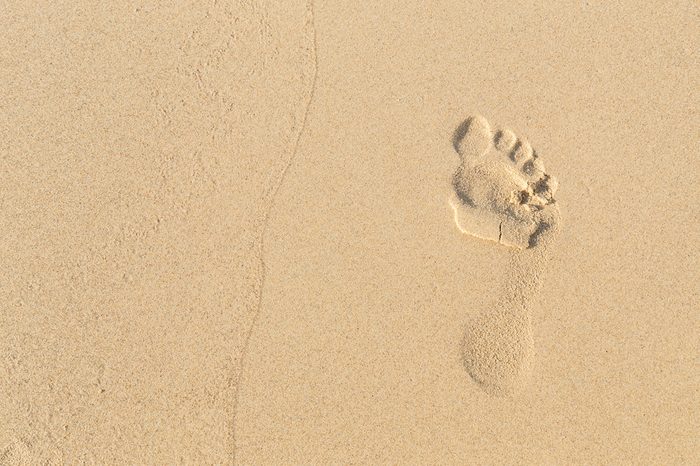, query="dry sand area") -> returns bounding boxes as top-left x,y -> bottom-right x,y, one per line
1,0 -> 698,464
